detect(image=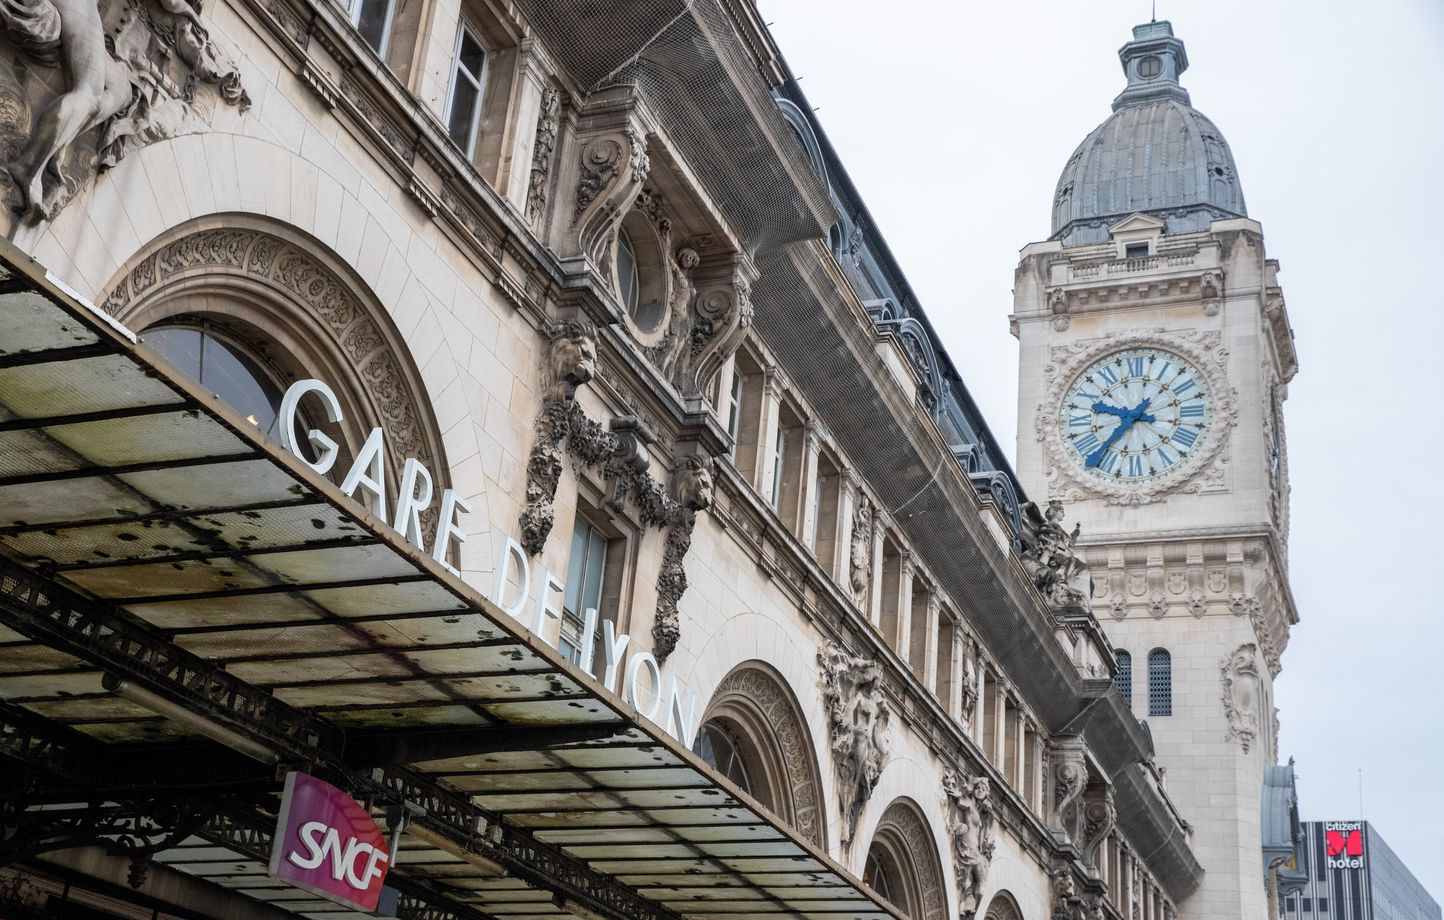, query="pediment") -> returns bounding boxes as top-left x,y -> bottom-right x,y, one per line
1108,213 -> 1167,236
